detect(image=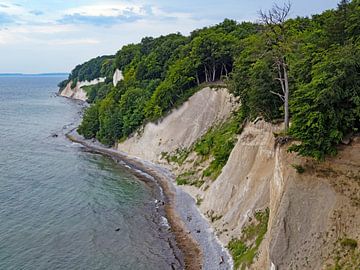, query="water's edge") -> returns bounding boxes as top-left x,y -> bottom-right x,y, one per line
62,95 -> 232,270
65,129 -> 204,269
